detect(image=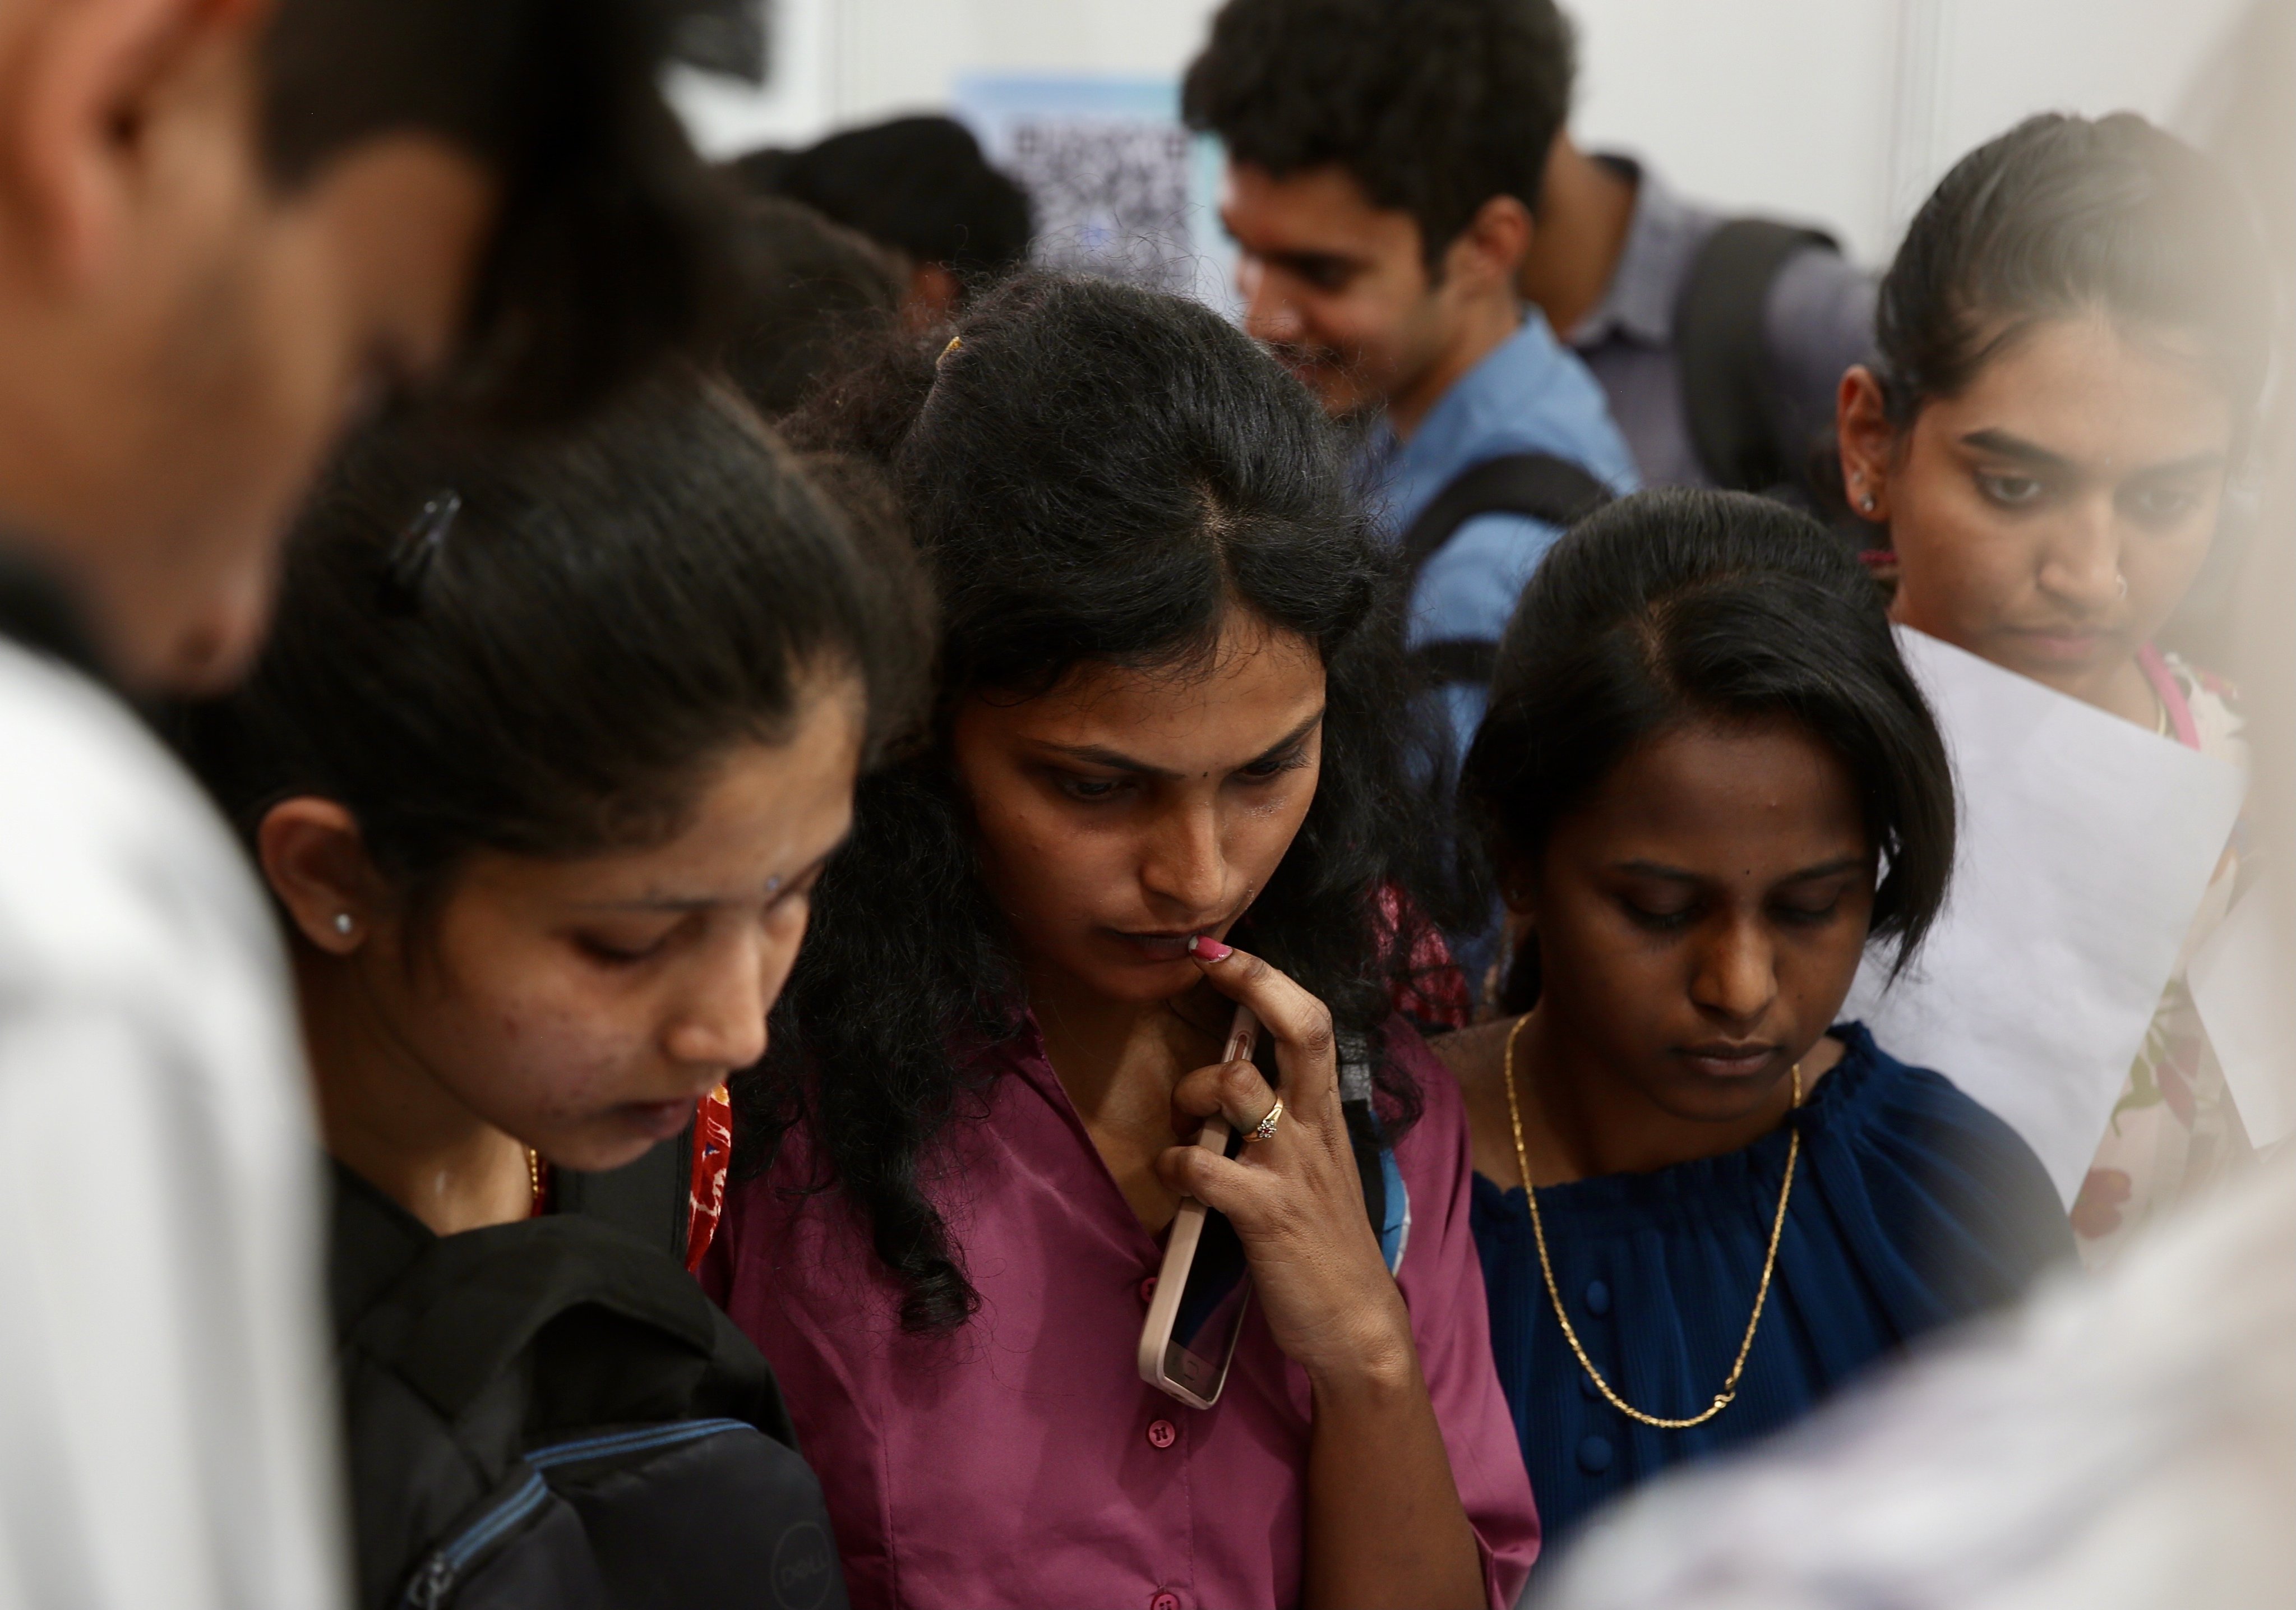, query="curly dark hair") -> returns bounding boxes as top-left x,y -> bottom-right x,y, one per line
1463,490 -> 1956,1014
718,197 -> 904,418
736,272 -> 1460,1333
1182,0 -> 1574,265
